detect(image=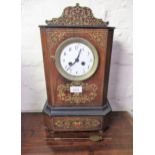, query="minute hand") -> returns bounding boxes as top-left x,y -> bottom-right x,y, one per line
66,49 -> 81,71
75,49 -> 81,62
